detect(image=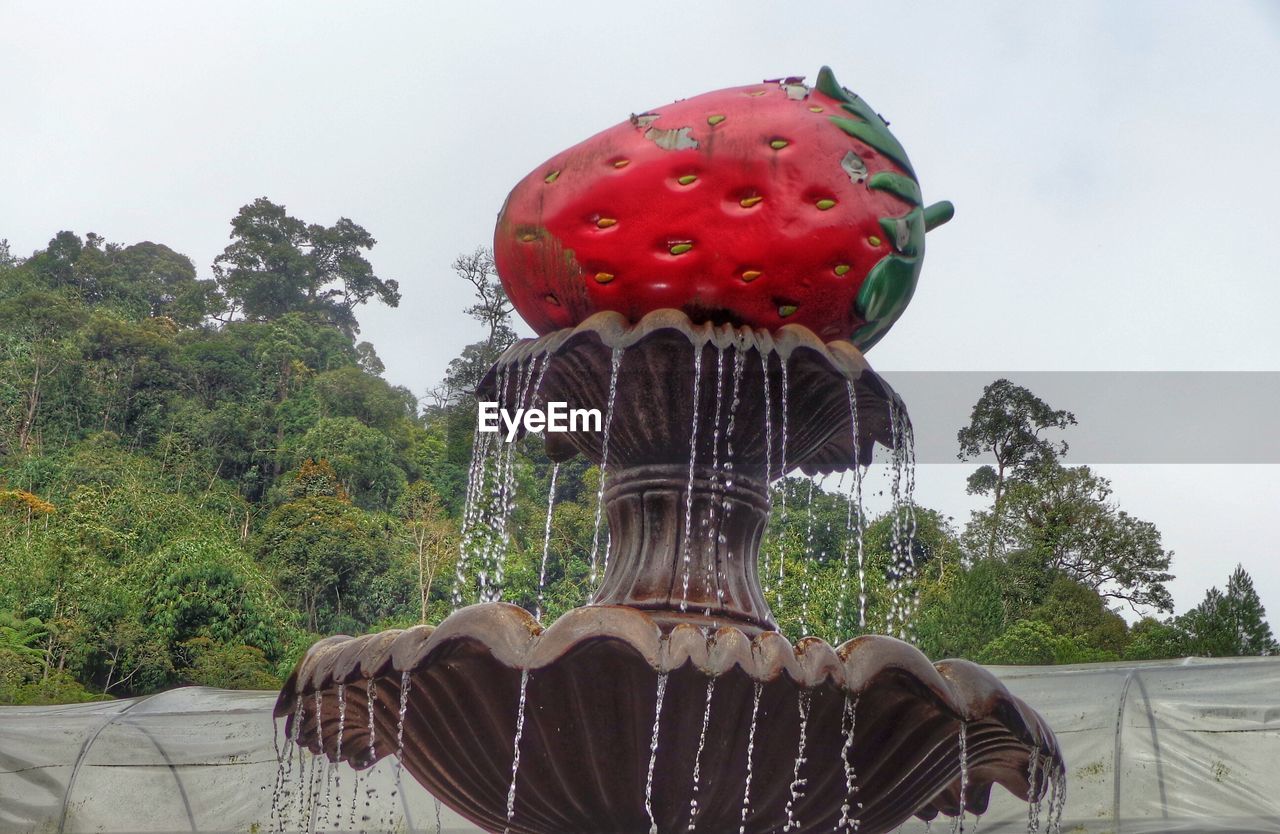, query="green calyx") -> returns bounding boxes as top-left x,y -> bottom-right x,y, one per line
818,66 -> 915,178
852,254 -> 921,351
816,65 -> 954,351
